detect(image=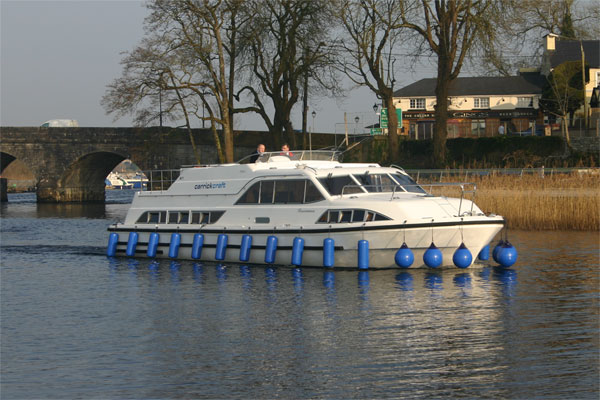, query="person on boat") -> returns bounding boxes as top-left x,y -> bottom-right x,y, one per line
249,143 -> 266,162
280,143 -> 293,157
